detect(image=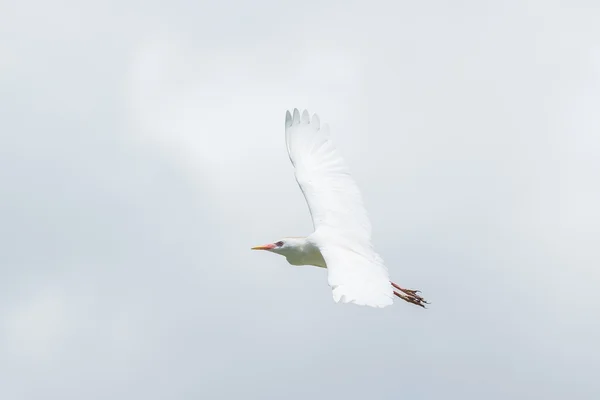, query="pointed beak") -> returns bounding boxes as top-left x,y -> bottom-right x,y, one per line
251,243 -> 276,251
